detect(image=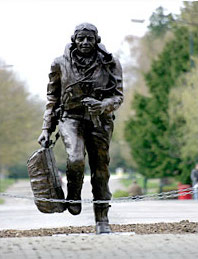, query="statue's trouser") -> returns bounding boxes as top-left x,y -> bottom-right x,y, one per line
59,117 -> 113,227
